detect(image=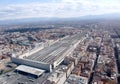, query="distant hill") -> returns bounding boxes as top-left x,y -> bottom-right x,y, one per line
79,13 -> 120,20
0,13 -> 120,25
